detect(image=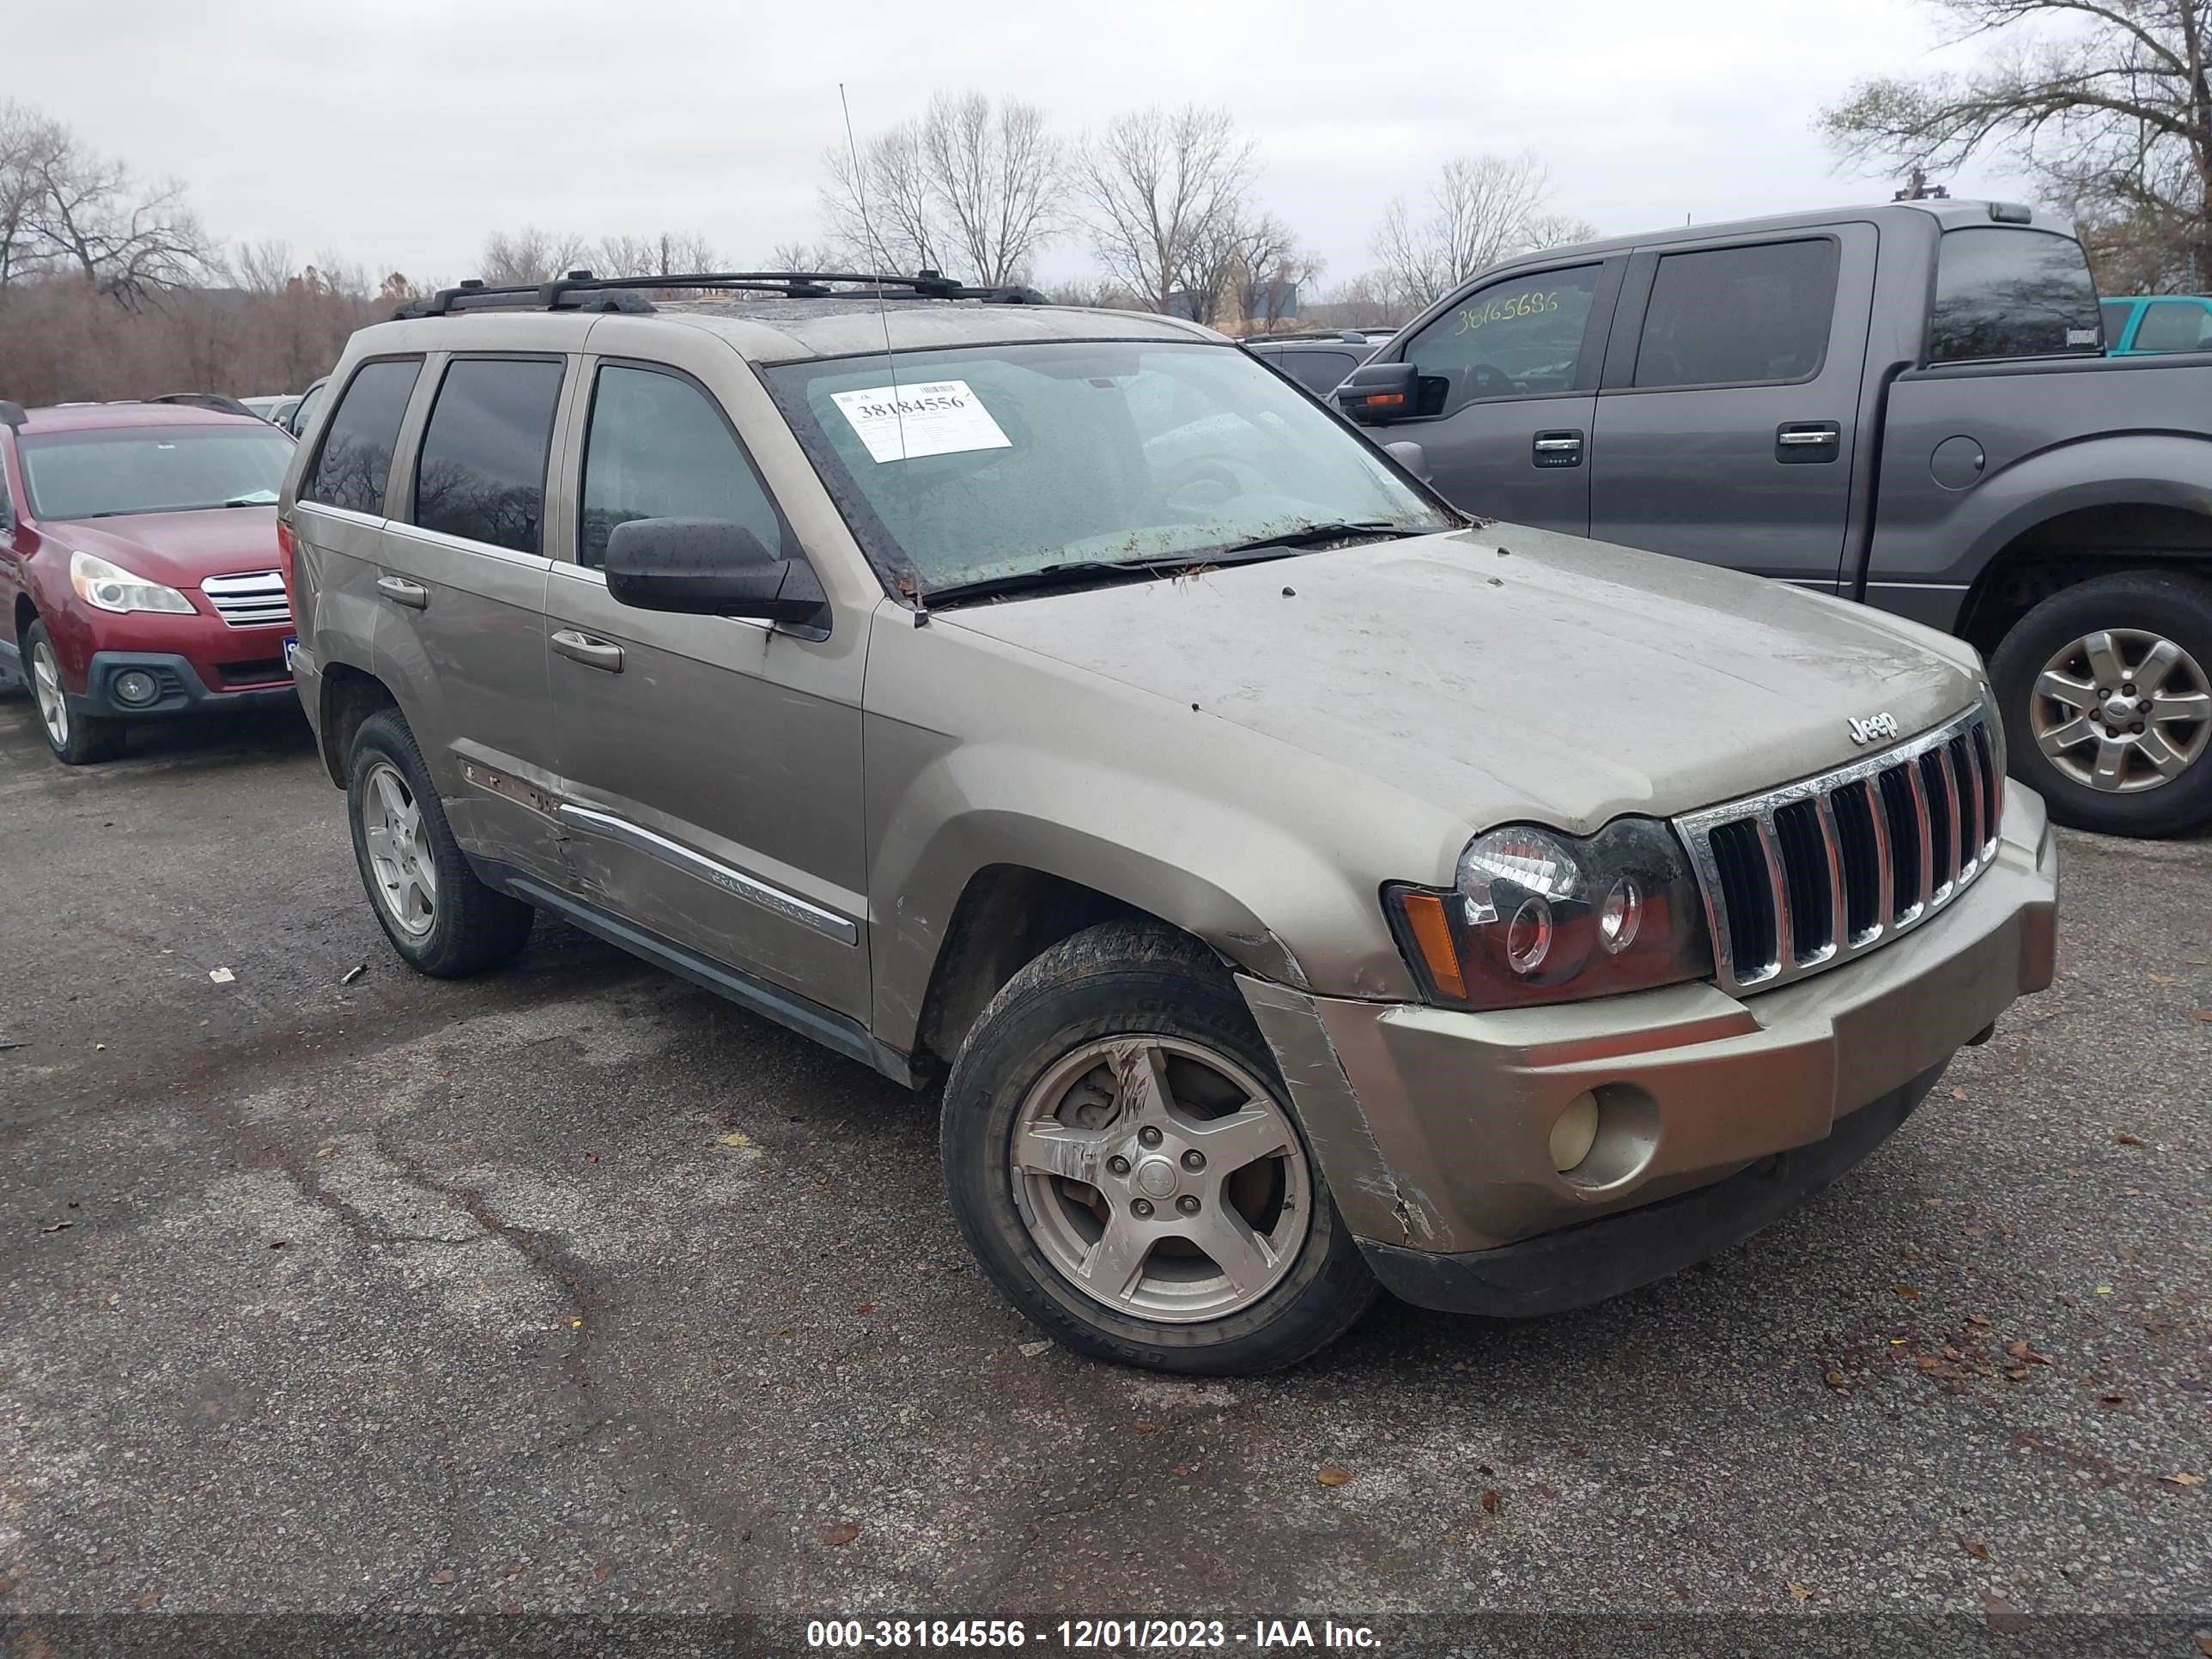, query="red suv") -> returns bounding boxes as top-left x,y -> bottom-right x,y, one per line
1,399 -> 299,763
